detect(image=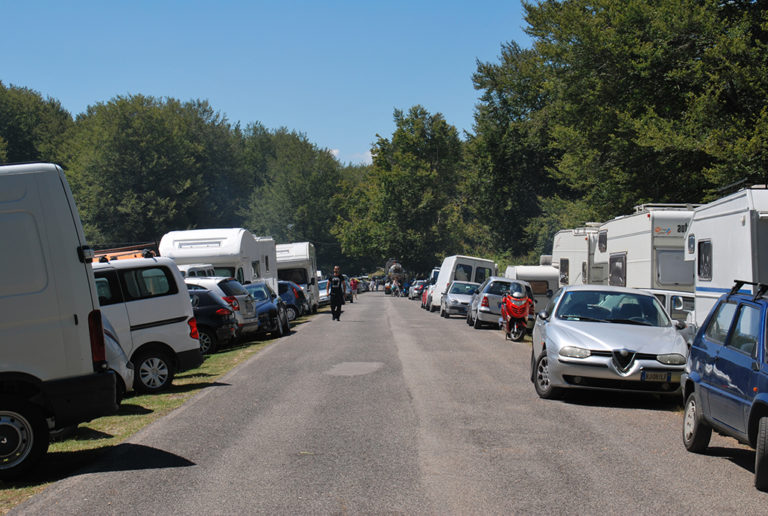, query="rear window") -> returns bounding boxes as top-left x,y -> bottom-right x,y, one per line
528,280 -> 550,296
94,271 -> 123,306
219,279 -> 248,296
120,266 -> 178,301
246,284 -> 270,301
454,264 -> 472,282
279,268 -> 309,285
